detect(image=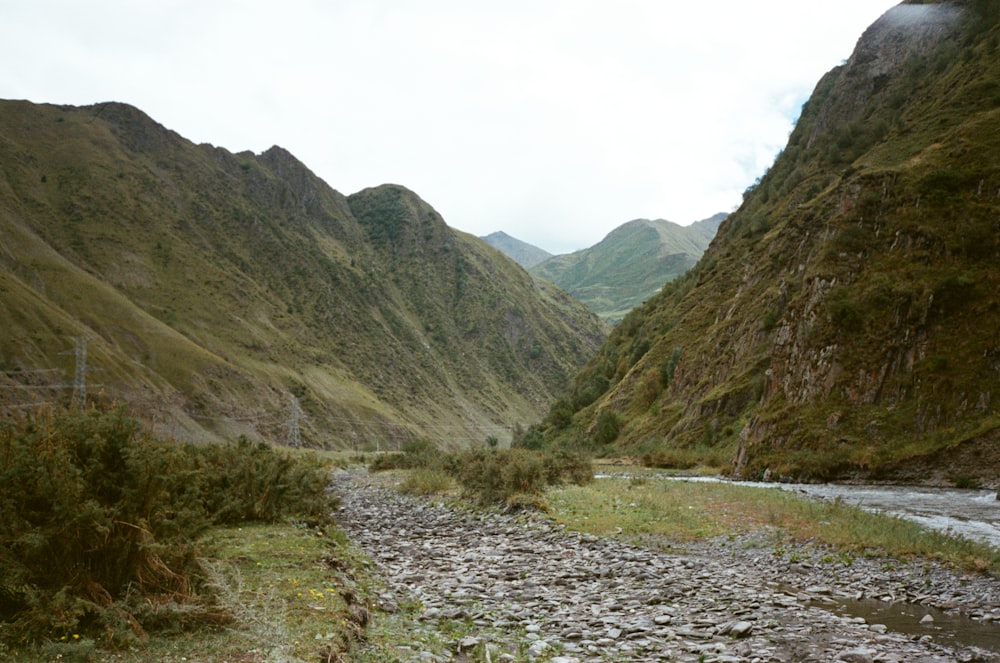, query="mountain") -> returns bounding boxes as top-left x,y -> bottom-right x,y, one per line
530,214 -> 725,324
480,231 -> 552,269
0,100 -> 608,447
542,1 -> 1000,486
